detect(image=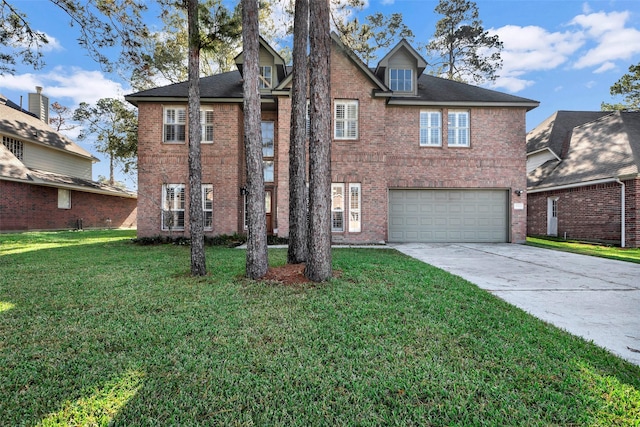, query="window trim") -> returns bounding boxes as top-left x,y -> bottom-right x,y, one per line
201,108 -> 214,144
58,189 -> 71,209
348,183 -> 361,233
2,136 -> 24,160
389,68 -> 413,92
331,183 -> 345,232
334,100 -> 359,140
202,184 -> 213,230
162,183 -> 186,231
447,110 -> 470,147
419,110 -> 442,147
163,106 -> 186,144
259,65 -> 273,89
